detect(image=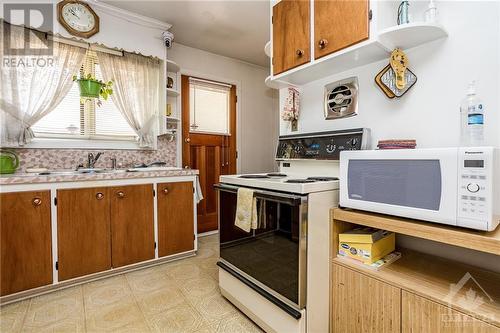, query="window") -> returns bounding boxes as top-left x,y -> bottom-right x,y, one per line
189,78 -> 231,135
32,50 -> 137,141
